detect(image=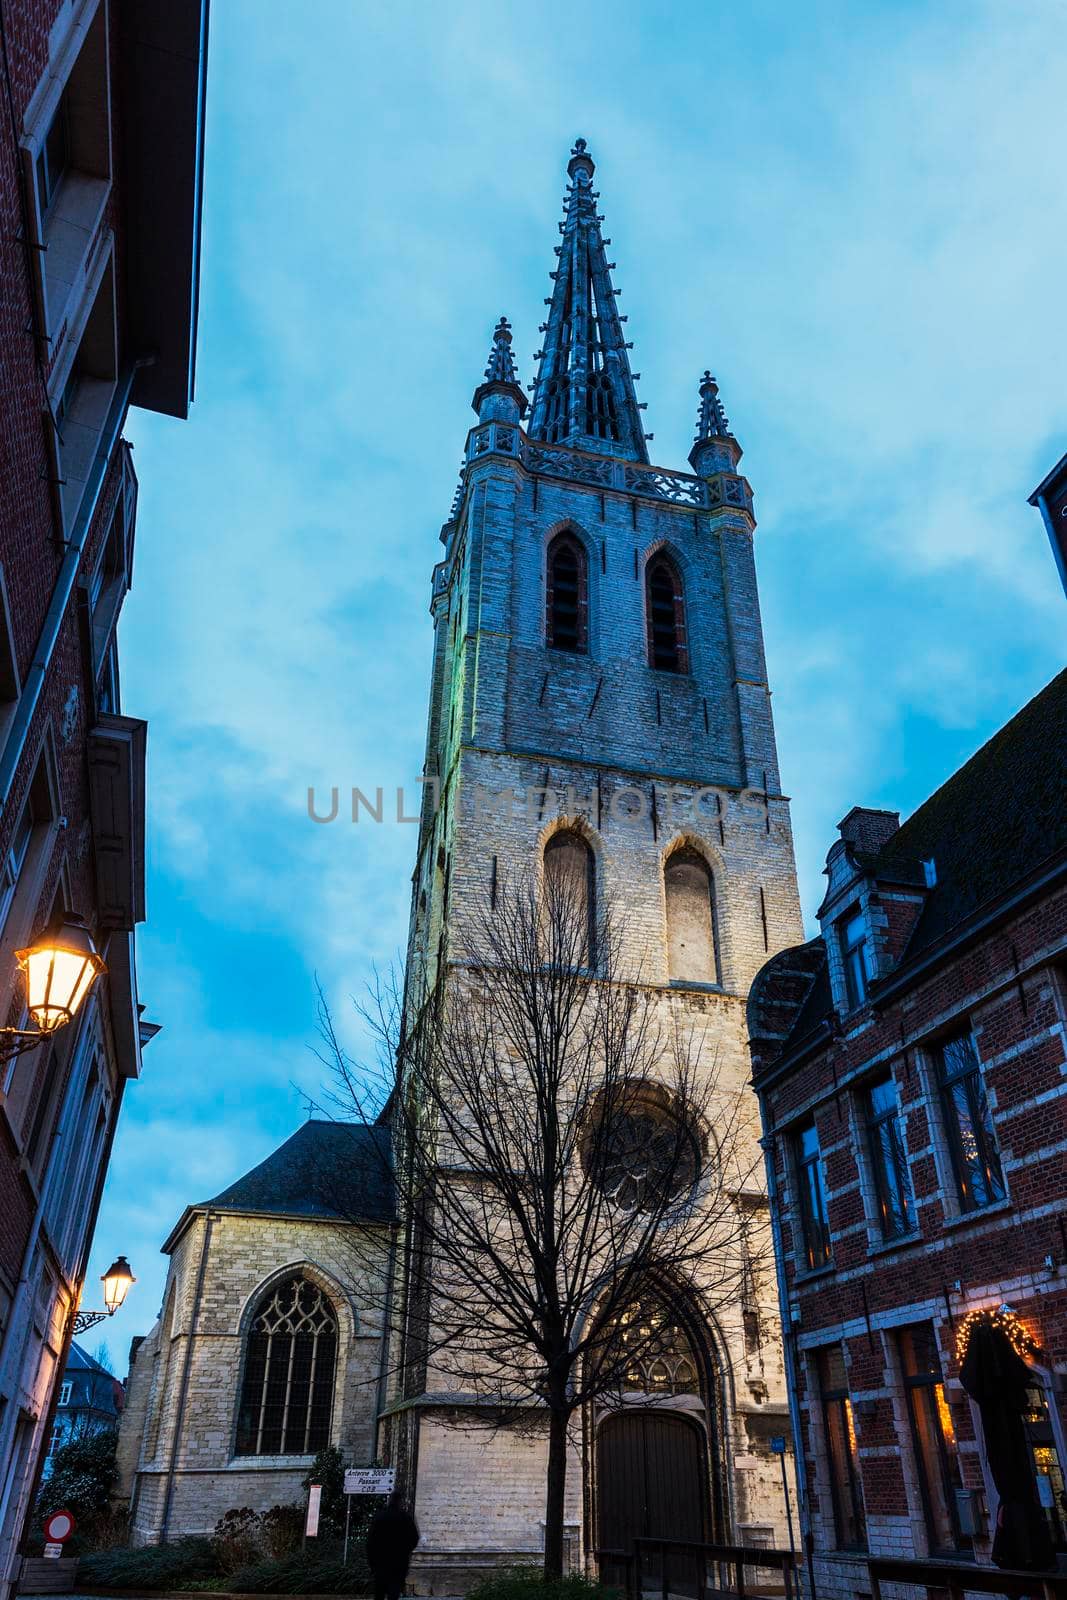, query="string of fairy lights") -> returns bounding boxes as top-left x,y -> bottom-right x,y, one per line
955,1303 -> 1042,1365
